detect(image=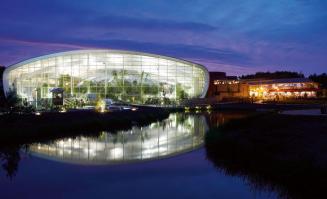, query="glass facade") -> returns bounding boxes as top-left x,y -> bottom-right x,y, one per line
3,50 -> 209,106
